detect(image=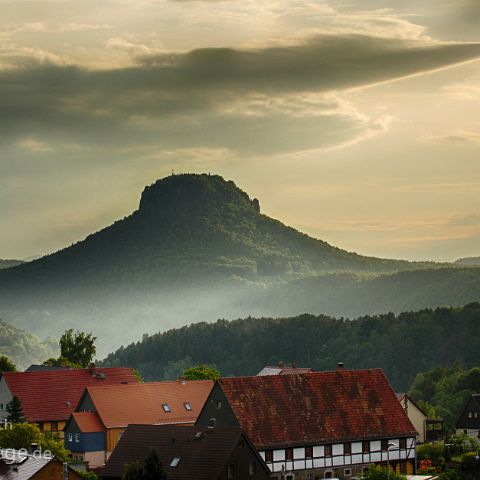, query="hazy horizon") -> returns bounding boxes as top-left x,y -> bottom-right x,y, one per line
1,0 -> 480,262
